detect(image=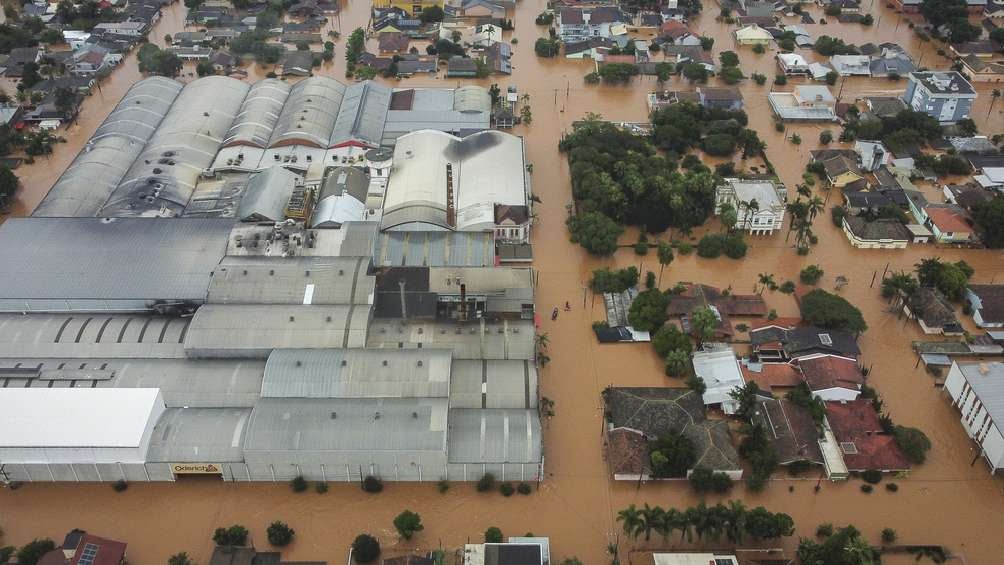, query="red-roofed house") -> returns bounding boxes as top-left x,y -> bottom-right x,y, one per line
740,360 -> 802,395
824,399 -> 911,473
659,20 -> 701,46
925,205 -> 973,244
796,354 -> 864,401
40,531 -> 127,565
